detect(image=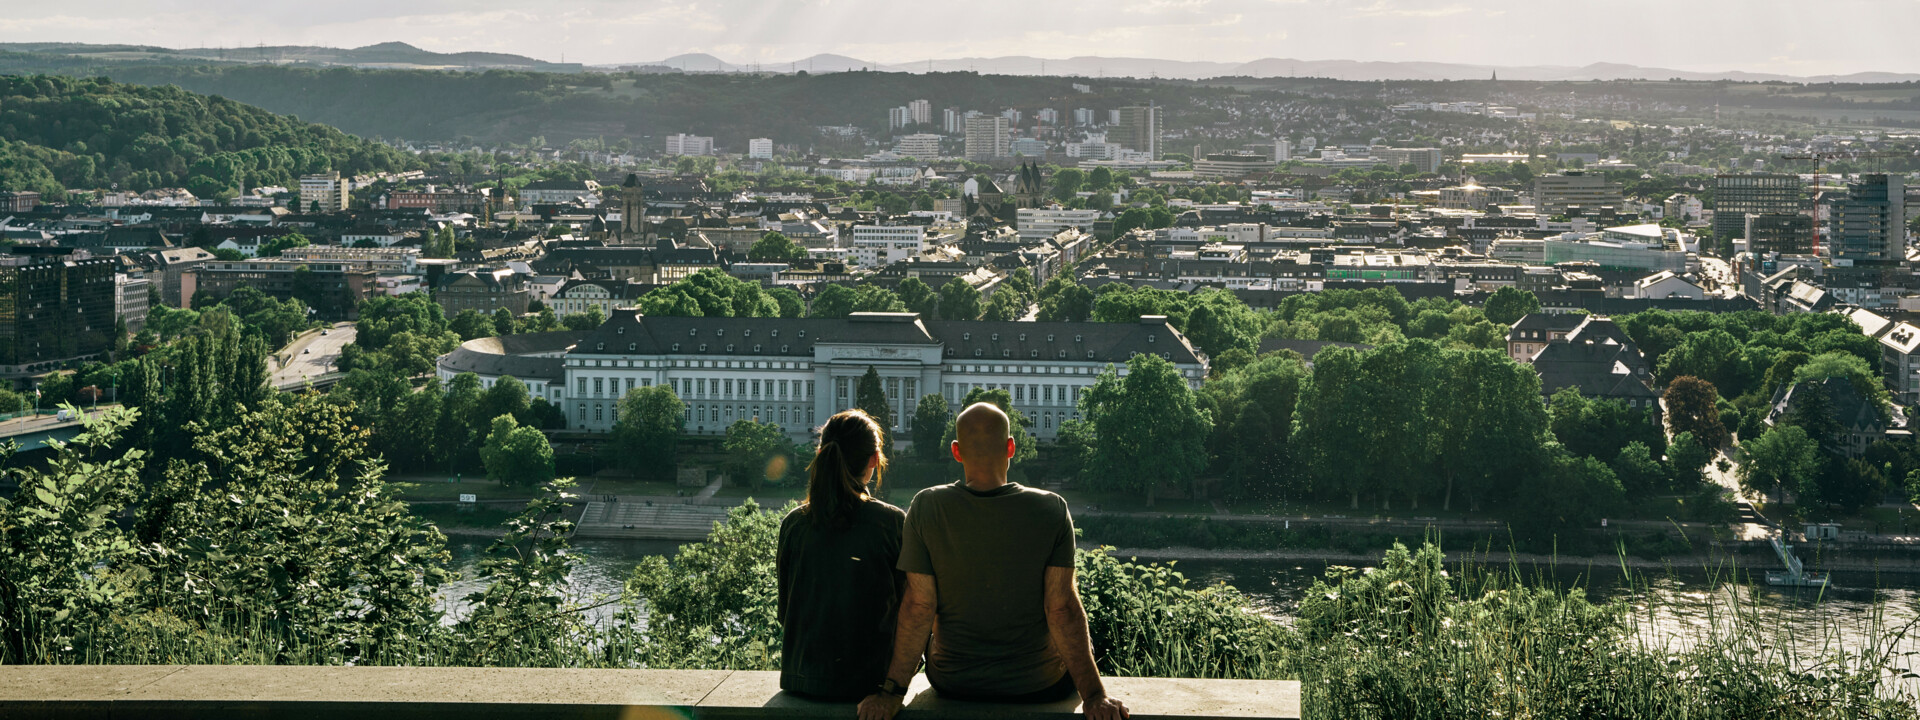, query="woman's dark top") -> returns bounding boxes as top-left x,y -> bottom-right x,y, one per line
776,498 -> 907,700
